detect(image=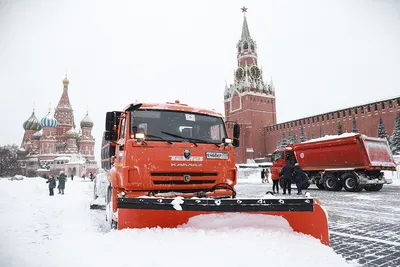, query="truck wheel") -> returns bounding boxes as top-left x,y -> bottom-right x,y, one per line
279,177 -> 285,189
106,186 -> 118,230
342,173 -> 363,192
316,183 -> 325,190
323,175 -> 338,191
364,184 -> 383,192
